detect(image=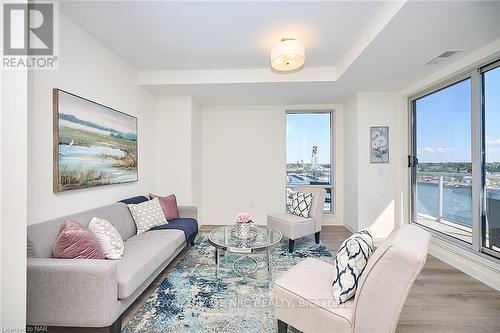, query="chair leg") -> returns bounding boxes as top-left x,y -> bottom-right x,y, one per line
288,239 -> 295,253
278,319 -> 288,333
109,314 -> 122,333
315,231 -> 320,244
